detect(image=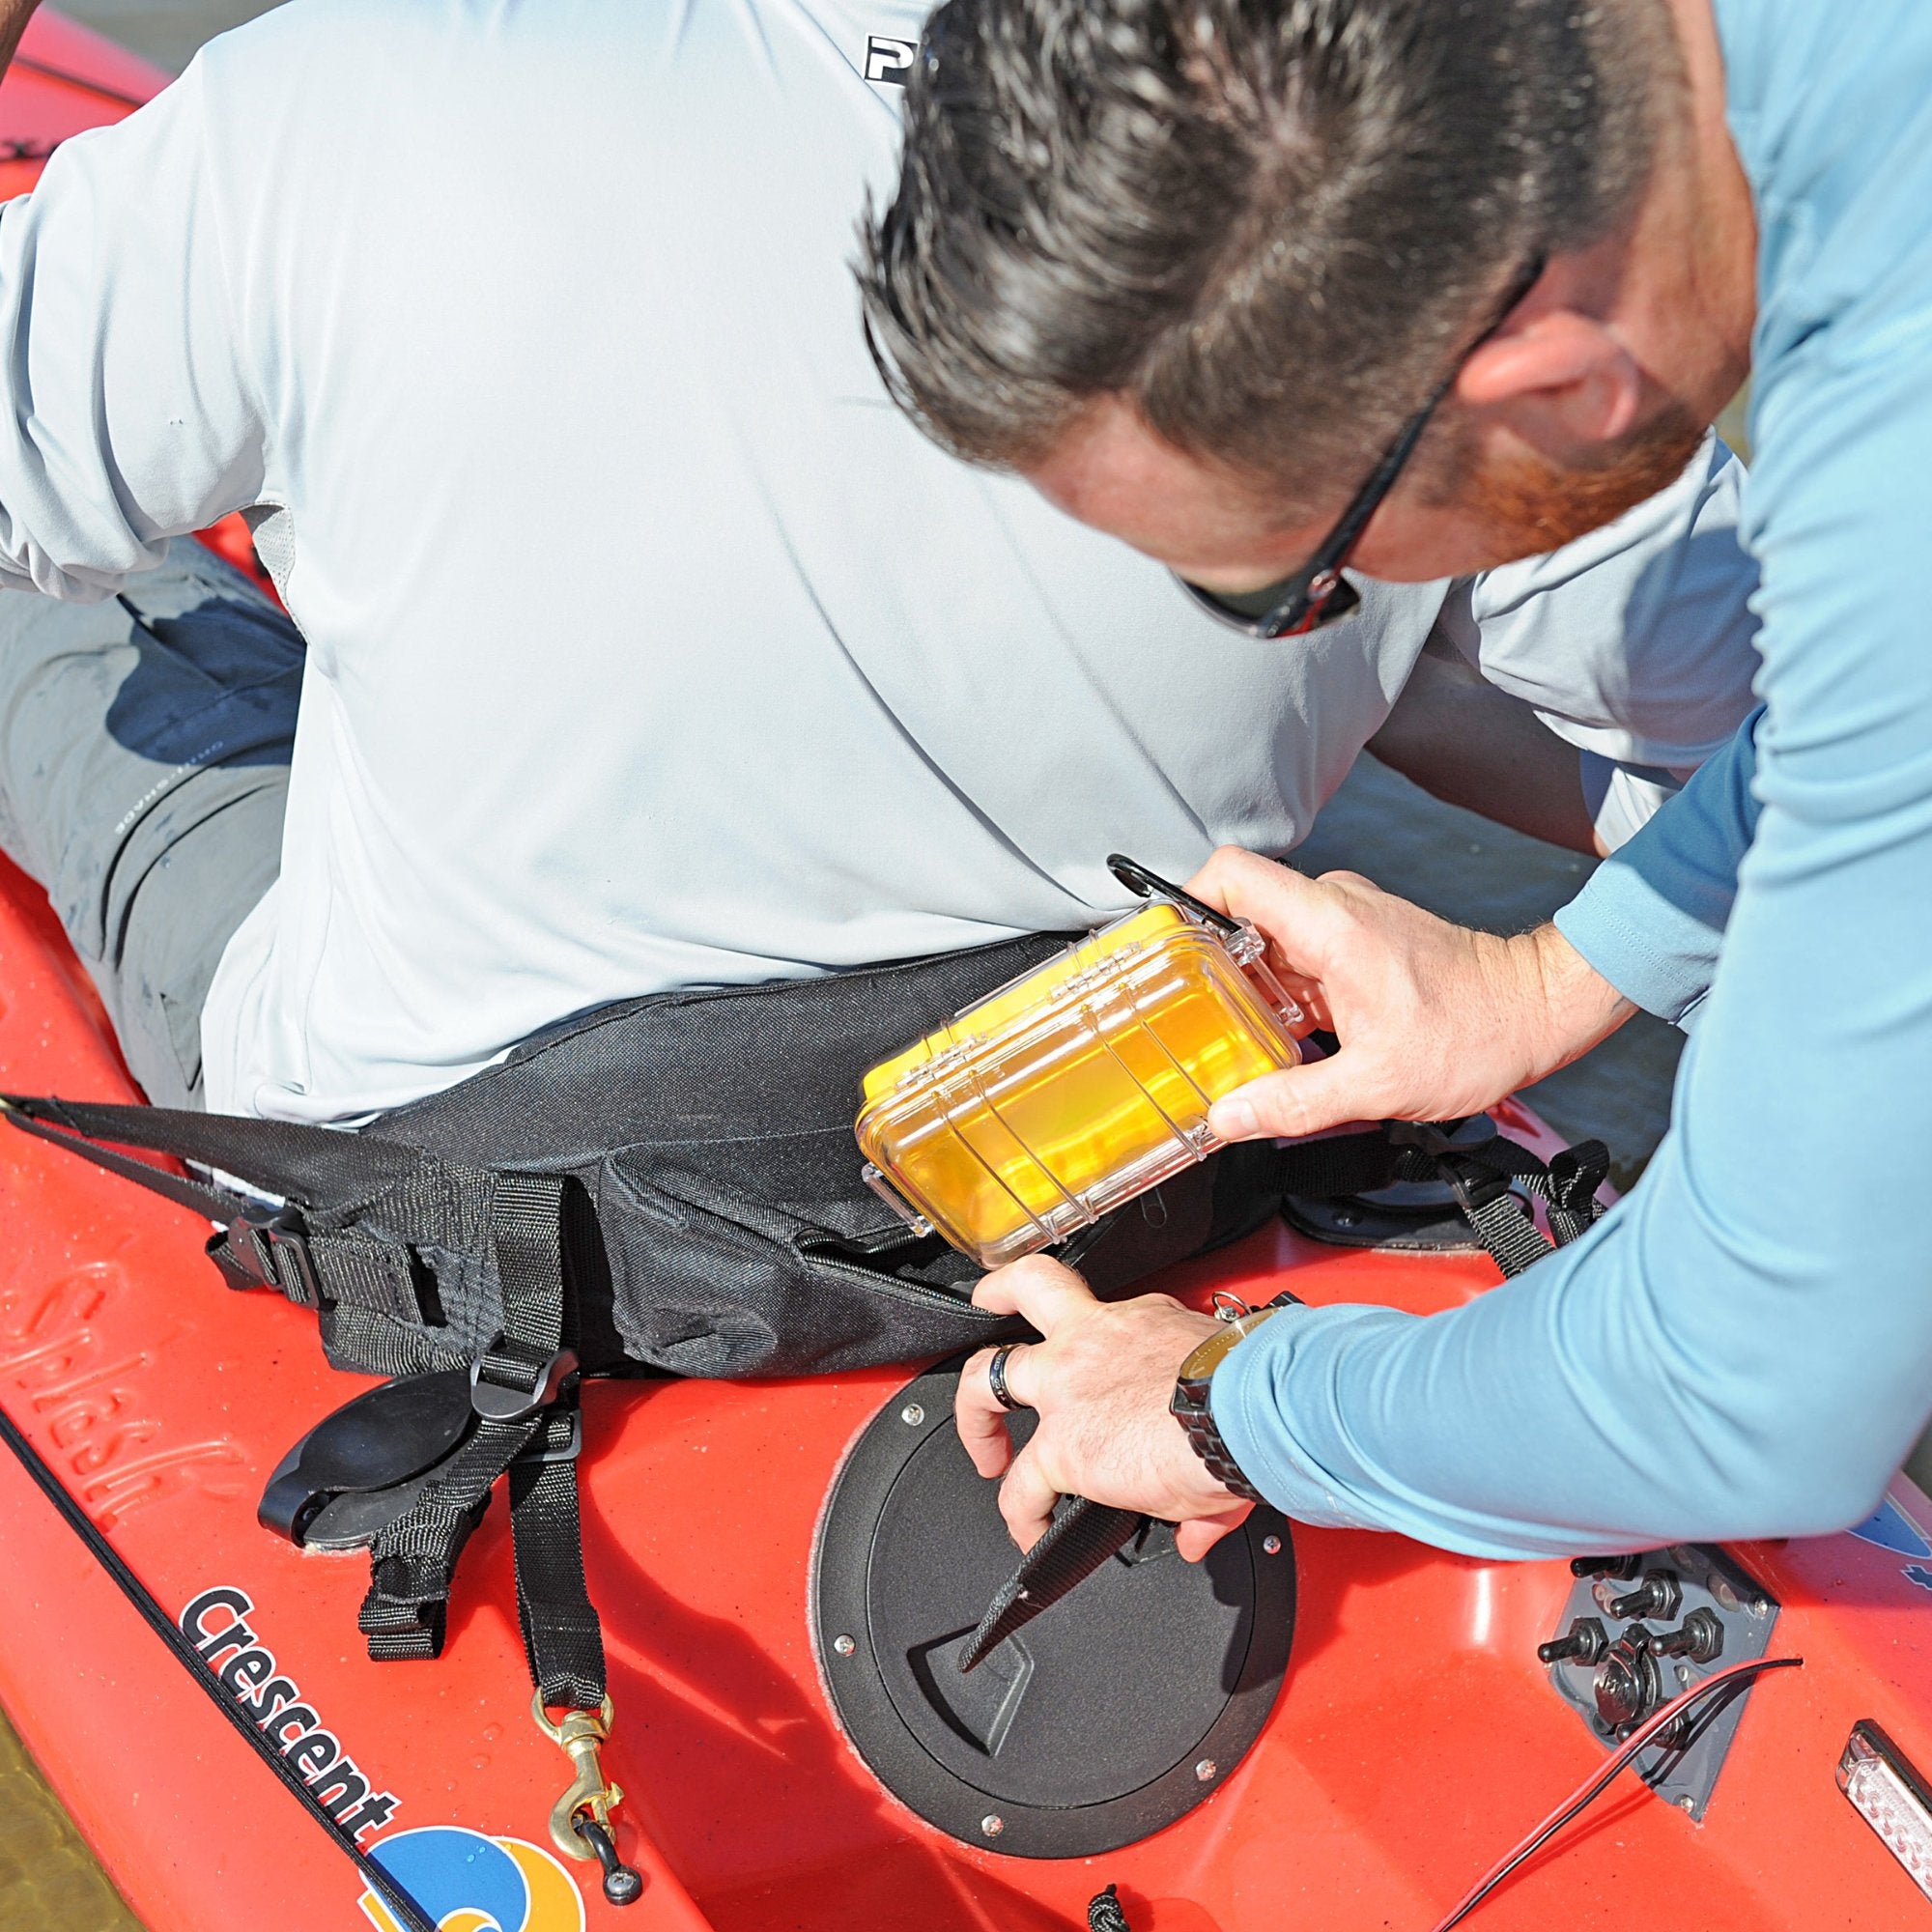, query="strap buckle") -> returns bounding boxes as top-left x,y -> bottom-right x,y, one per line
1386,1114 -> 1496,1161
470,1347 -> 579,1423
512,1404 -> 583,1464
221,1207 -> 322,1307
1441,1161 -> 1519,1216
